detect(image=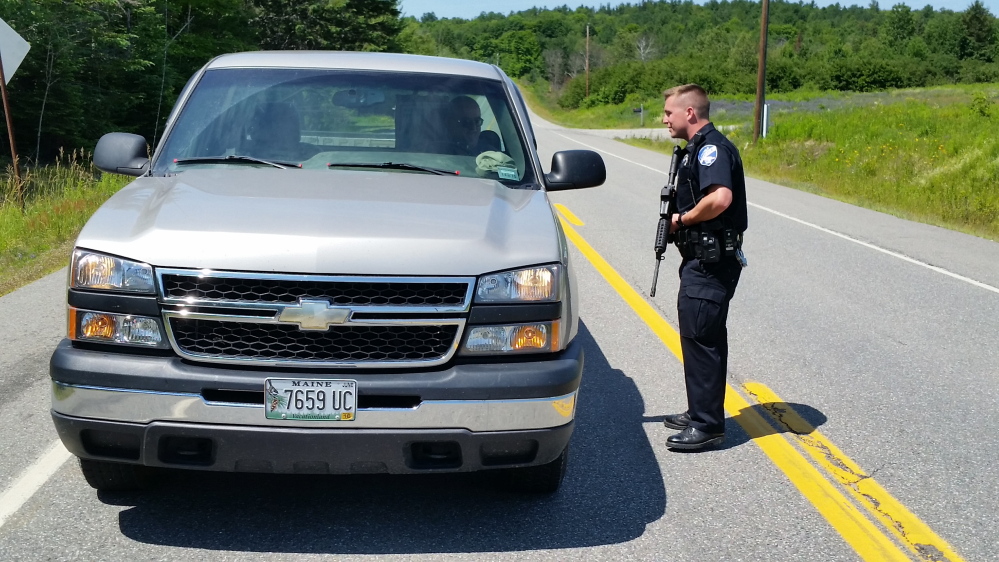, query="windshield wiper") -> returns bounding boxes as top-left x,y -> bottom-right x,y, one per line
326,162 -> 459,176
172,155 -> 301,169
